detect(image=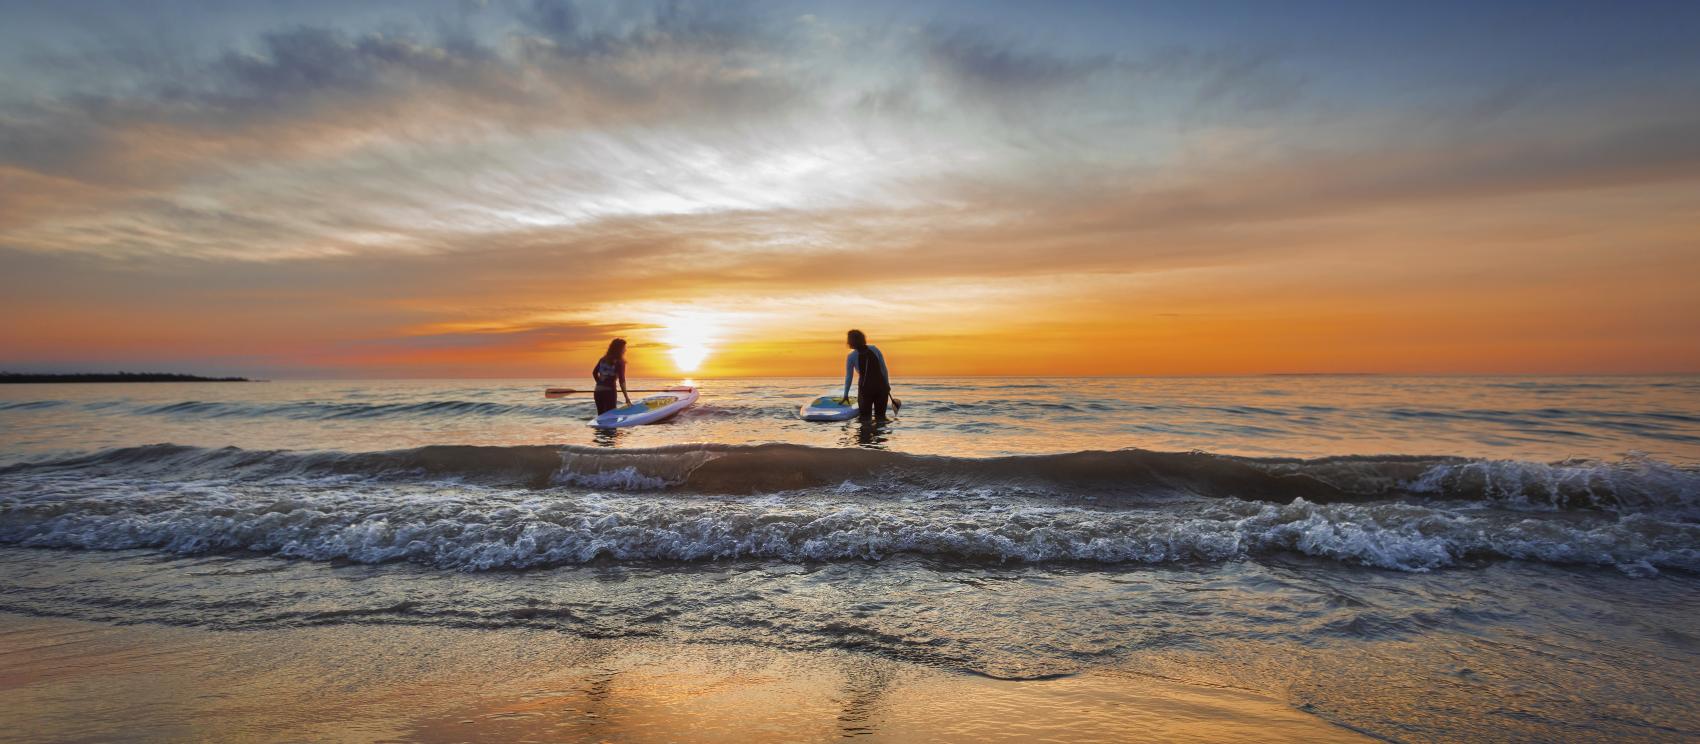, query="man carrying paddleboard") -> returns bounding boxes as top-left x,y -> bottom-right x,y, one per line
592,338 -> 633,415
842,329 -> 898,420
